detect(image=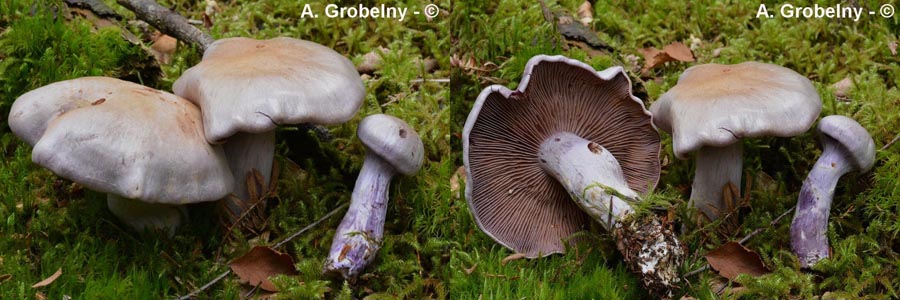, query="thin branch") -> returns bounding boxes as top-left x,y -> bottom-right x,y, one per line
117,0 -> 214,50
173,203 -> 348,300
683,206 -> 795,278
881,133 -> 900,151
